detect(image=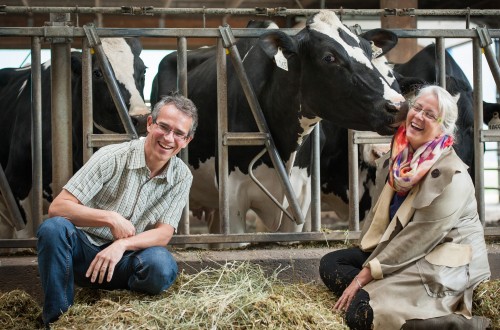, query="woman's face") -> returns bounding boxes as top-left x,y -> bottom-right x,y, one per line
406,93 -> 444,150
